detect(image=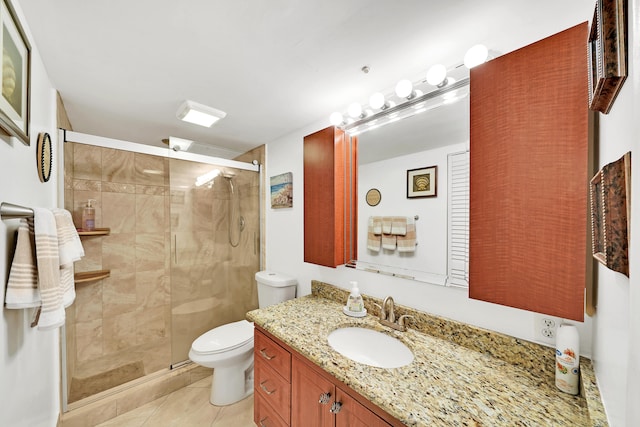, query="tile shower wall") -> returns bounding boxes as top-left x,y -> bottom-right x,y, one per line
63,142 -> 261,403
